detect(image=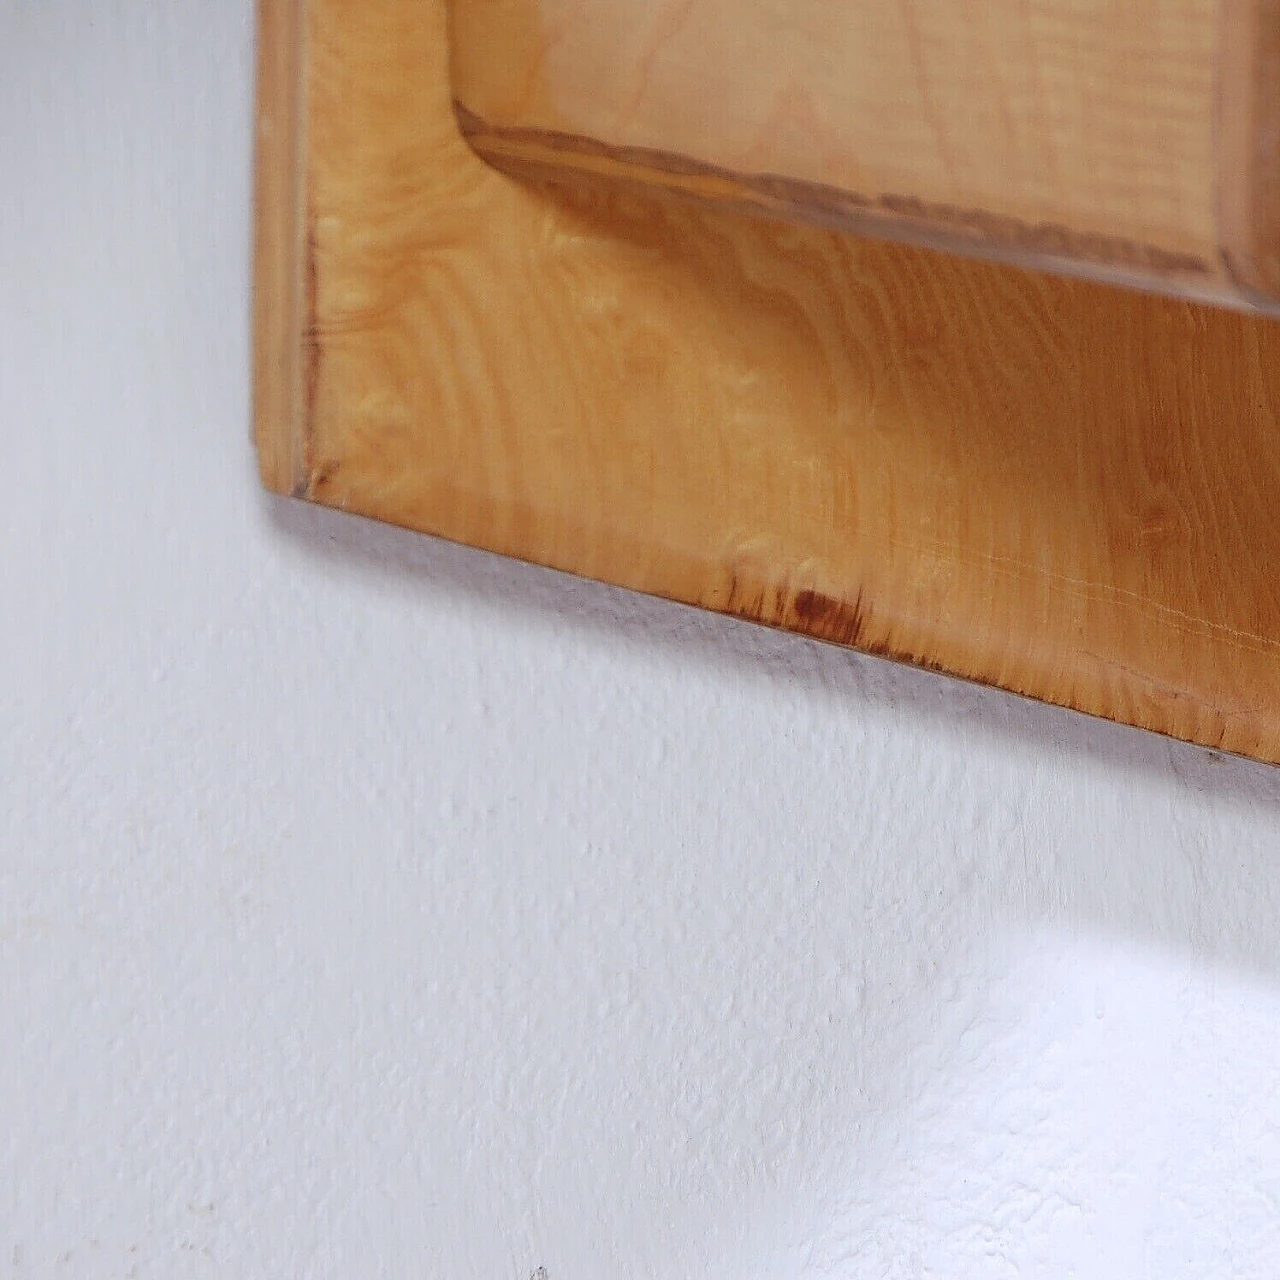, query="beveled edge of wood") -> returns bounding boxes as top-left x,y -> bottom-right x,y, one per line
455,109 -> 1209,283
1219,0 -> 1280,301
253,0 -> 311,497
457,104 -> 1274,313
